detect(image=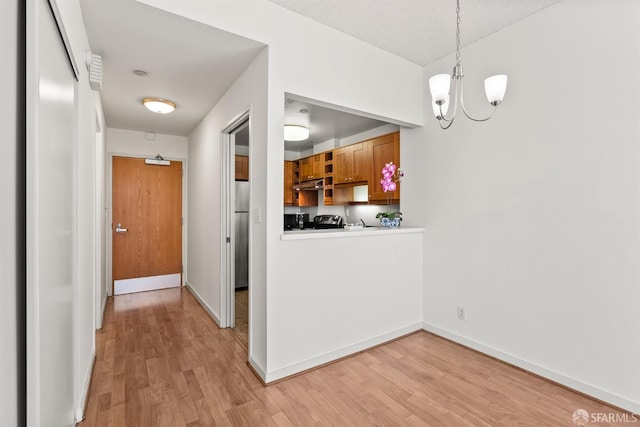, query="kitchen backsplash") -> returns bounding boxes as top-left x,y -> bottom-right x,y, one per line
284,203 -> 399,225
